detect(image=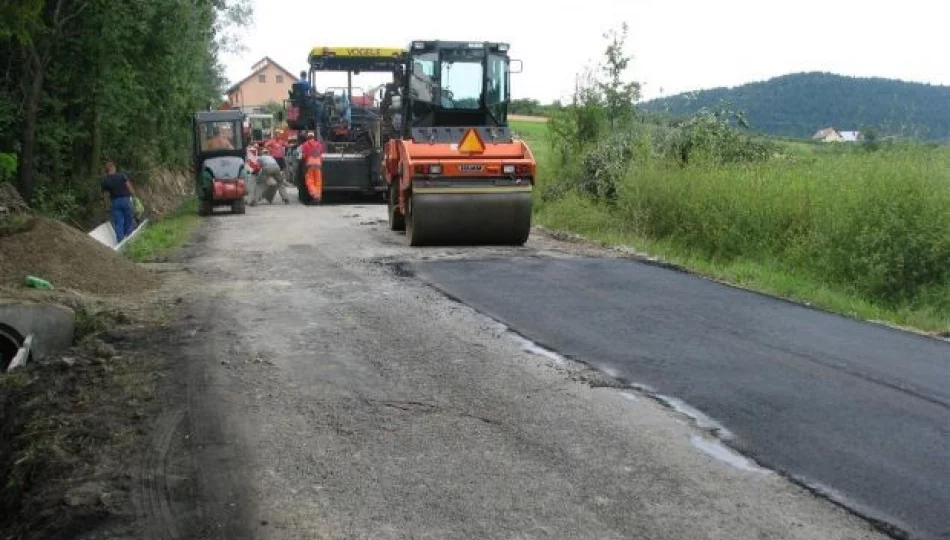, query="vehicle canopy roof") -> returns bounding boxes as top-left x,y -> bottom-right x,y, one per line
308,46 -> 406,72
195,110 -> 244,123
407,40 -> 510,54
